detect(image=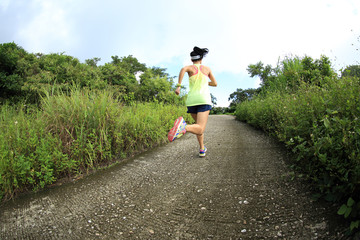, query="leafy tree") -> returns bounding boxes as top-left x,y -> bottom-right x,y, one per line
150,66 -> 170,78
0,42 -> 27,74
228,88 -> 258,107
210,93 -> 217,106
0,42 -> 29,101
247,62 -> 275,88
0,42 -> 183,105
137,68 -> 172,102
111,55 -> 146,75
247,55 -> 335,95
341,65 -> 360,78
300,55 -> 334,85
100,63 -> 137,94
85,57 -> 101,67
211,106 -> 226,114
